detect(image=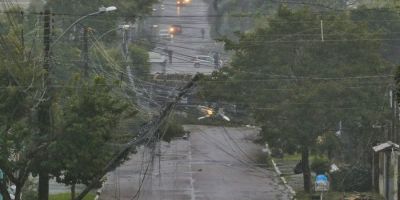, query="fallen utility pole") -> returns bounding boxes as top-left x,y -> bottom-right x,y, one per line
74,74 -> 200,200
